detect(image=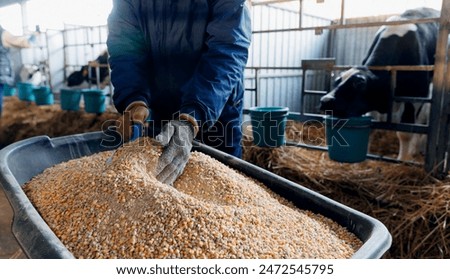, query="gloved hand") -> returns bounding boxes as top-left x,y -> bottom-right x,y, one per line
28,34 -> 36,44
28,31 -> 40,44
116,101 -> 149,142
154,115 -> 198,185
